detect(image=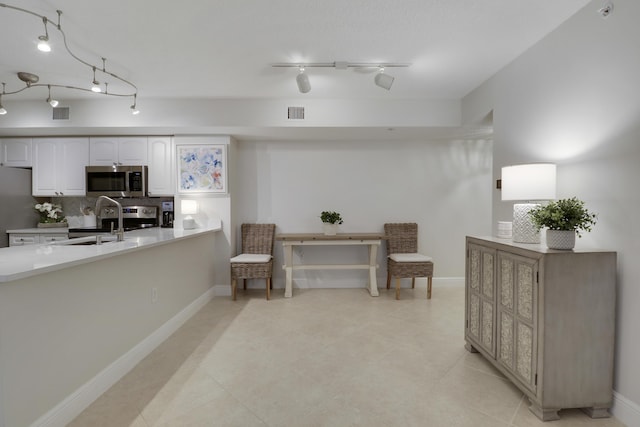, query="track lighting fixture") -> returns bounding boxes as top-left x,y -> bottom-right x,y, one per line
273,61 -> 409,93
598,1 -> 614,17
130,94 -> 140,115
0,4 -> 138,116
46,85 -> 58,107
91,67 -> 102,92
374,67 -> 394,90
296,67 -> 311,94
37,17 -> 51,52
